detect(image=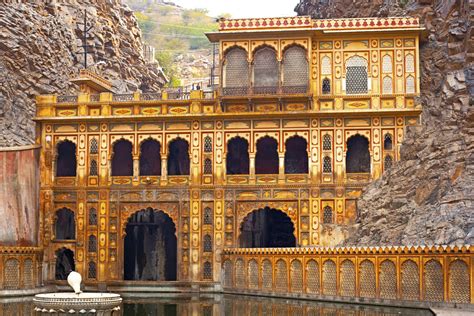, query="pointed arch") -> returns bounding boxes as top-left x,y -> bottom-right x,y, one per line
282,45 -> 308,90
223,46 -> 249,95
284,135 -> 308,174
345,55 -> 368,94
139,138 -> 161,176
55,248 -> 75,280
111,139 -> 133,176
167,138 -> 190,176
406,75 -> 415,94
382,76 -> 393,94
253,46 -> 278,93
346,134 -> 370,173
255,136 -> 279,174
56,140 -> 76,177
226,136 -> 249,175
55,208 -> 75,240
